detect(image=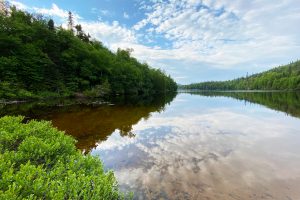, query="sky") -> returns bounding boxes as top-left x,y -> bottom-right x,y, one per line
7,0 -> 300,84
